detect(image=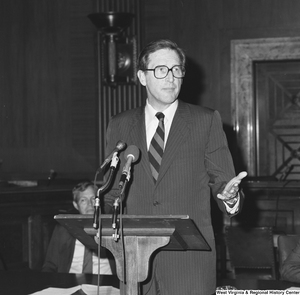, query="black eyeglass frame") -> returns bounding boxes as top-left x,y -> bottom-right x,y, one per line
143,65 -> 186,79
